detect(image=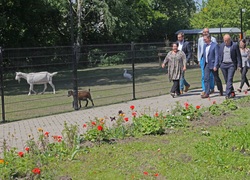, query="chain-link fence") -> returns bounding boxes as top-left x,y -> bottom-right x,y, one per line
0,42 -> 234,122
